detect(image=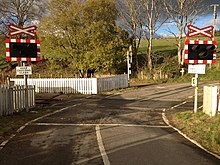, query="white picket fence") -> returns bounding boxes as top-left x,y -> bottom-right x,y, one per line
10,74 -> 128,94
0,85 -> 35,116
97,75 -> 128,92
